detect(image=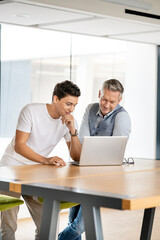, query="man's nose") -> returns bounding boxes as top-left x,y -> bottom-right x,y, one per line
69,105 -> 75,112
104,101 -> 110,108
